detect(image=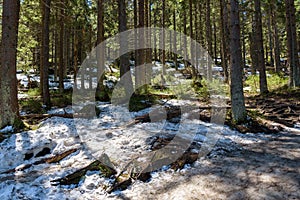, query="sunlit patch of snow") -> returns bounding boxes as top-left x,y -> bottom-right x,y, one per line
0,126 -> 13,134
0,101 -> 278,199
243,86 -> 252,91
47,106 -> 74,115
18,93 -> 29,99
212,66 -> 223,72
